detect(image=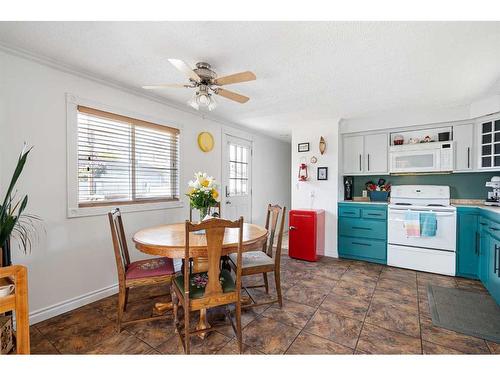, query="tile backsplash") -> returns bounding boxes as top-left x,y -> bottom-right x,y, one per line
352,172 -> 500,199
